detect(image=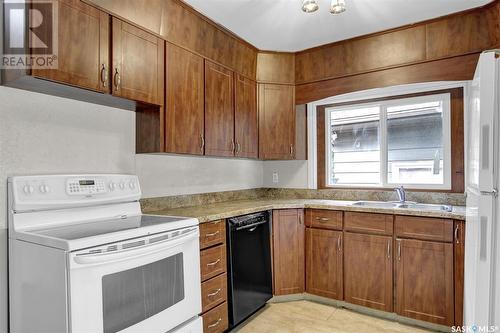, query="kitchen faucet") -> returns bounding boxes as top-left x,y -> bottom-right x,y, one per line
394,186 -> 406,203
